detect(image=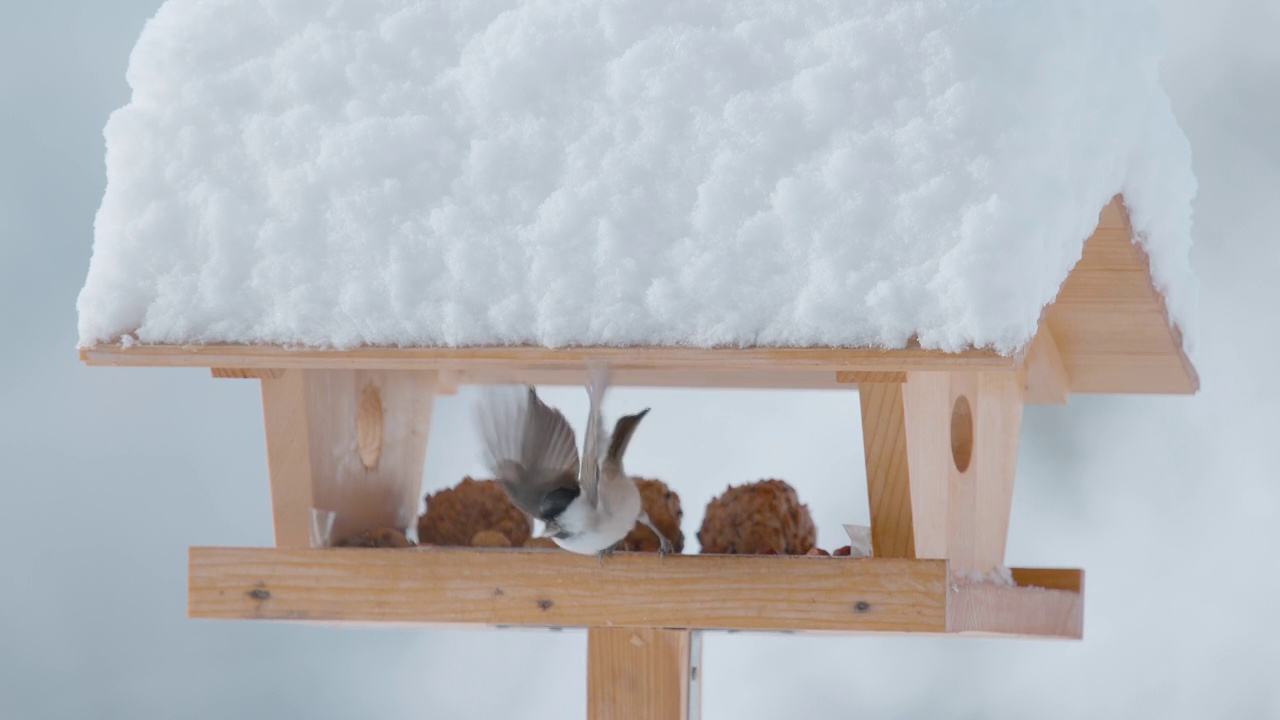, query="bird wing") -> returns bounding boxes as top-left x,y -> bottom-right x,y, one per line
475,385 -> 581,520
580,362 -> 611,513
